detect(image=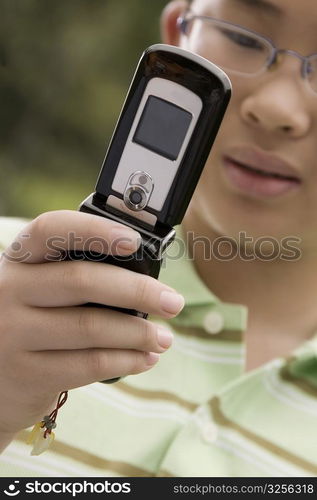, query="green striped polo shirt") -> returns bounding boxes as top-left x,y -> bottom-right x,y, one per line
0,216 -> 317,477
